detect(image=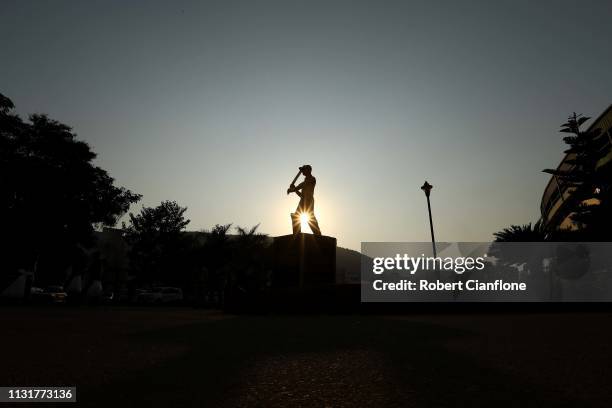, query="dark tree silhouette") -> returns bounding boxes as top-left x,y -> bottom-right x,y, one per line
494,110 -> 611,243
543,112 -> 610,238
123,200 -> 190,284
234,224 -> 268,252
493,221 -> 546,243
200,224 -> 232,293
224,224 -> 270,310
0,93 -> 141,282
490,221 -> 546,276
